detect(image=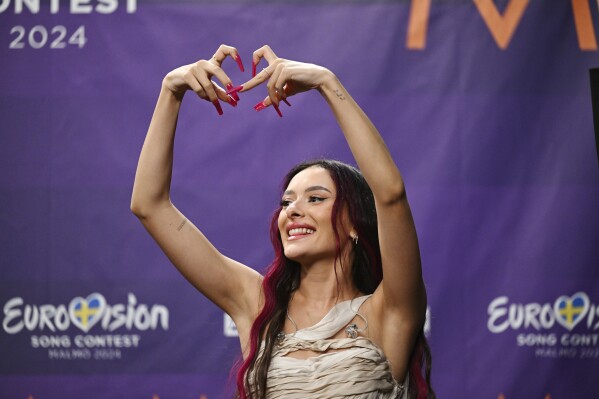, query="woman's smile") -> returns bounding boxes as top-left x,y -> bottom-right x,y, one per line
287,223 -> 316,240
